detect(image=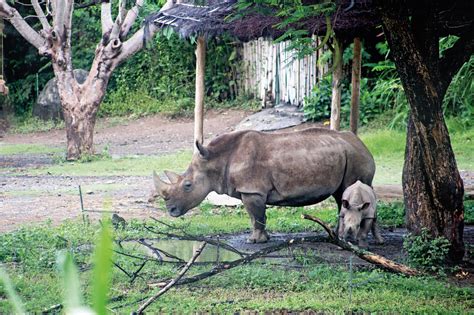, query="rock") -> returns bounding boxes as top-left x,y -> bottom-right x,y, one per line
235,104 -> 305,131
33,69 -> 88,121
205,191 -> 242,206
